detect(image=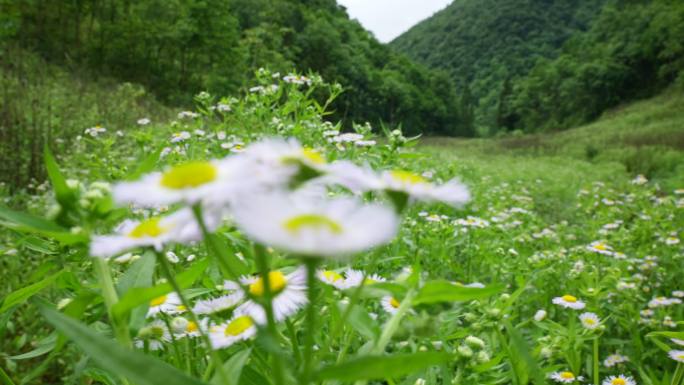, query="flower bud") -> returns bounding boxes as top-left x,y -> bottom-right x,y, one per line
457,344 -> 473,358
465,336 -> 486,350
